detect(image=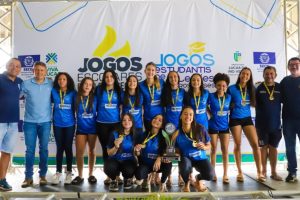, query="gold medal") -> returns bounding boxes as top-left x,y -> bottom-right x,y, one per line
241,100 -> 246,106
269,96 -> 274,101
140,144 -> 146,149
263,82 -> 275,101
192,141 -> 197,147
